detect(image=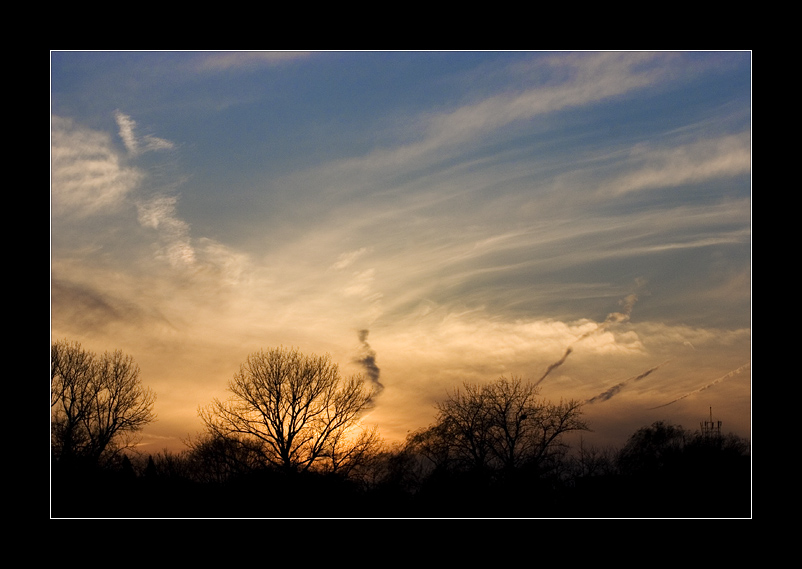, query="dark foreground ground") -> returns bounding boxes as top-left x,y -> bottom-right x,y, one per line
51,461 -> 751,519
